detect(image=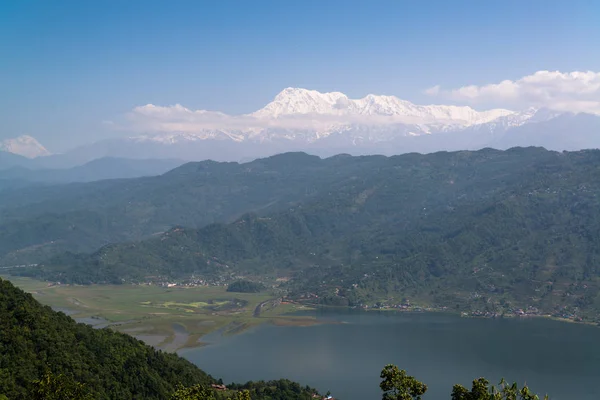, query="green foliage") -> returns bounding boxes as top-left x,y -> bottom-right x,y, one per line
227,280 -> 265,293
227,379 -> 321,400
0,278 -> 213,399
451,378 -> 549,400
380,364 -> 427,400
381,365 -> 548,400
235,390 -> 251,400
170,384 -> 216,400
0,277 -> 324,400
29,371 -> 93,400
